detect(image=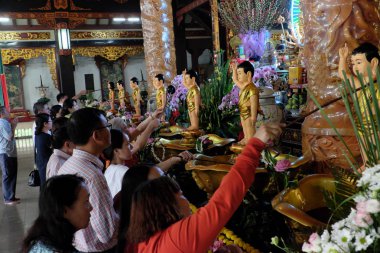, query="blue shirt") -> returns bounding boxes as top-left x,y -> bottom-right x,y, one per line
0,118 -> 12,154
29,241 -> 78,253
